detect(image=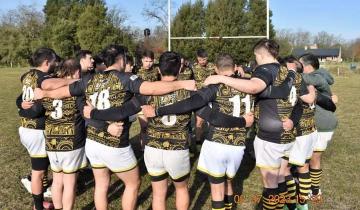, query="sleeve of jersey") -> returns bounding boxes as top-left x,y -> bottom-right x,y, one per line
18,101 -> 46,118
299,78 -> 309,96
289,100 -> 303,126
69,79 -> 86,97
16,93 -> 22,109
90,95 -> 145,121
156,86 -> 217,116
258,71 -> 296,99
122,73 -> 144,94
251,67 -> 274,86
196,106 -> 246,128
316,92 -> 336,112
